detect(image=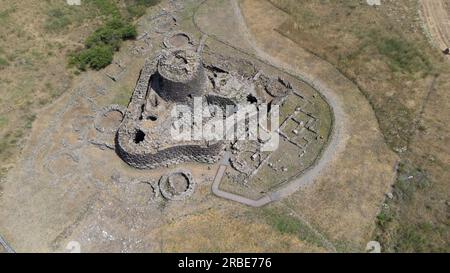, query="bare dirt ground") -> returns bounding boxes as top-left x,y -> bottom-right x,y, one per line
420,0 -> 450,58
